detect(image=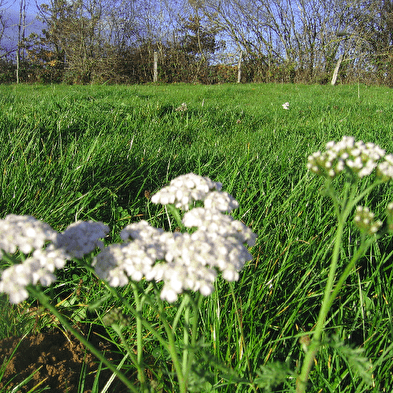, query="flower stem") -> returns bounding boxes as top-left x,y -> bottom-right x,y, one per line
296,184 -> 360,393
184,293 -> 202,383
182,294 -> 190,377
112,283 -> 187,392
131,282 -> 147,391
156,294 -> 187,393
296,217 -> 344,392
